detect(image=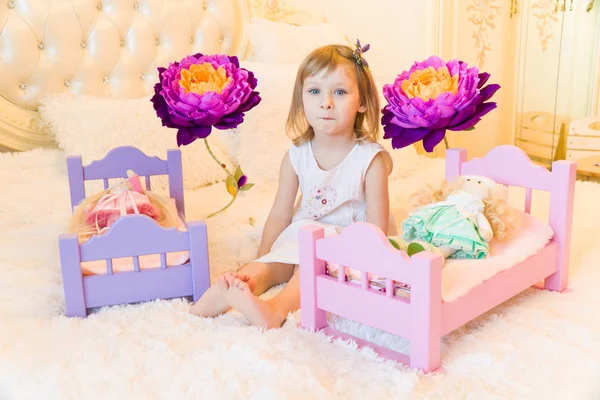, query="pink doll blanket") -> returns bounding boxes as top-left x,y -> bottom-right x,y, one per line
84,172 -> 161,234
